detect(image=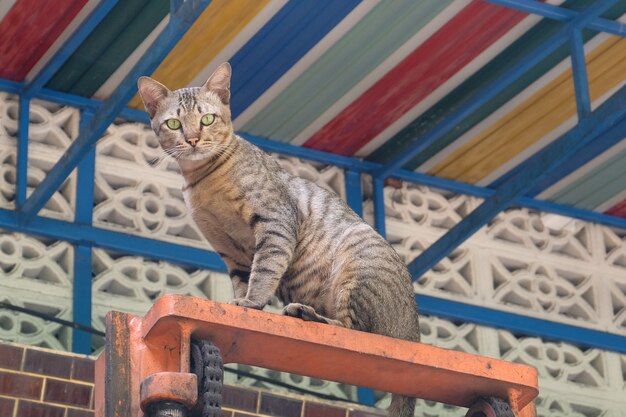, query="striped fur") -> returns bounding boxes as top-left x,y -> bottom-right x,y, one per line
138,63 -> 420,417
